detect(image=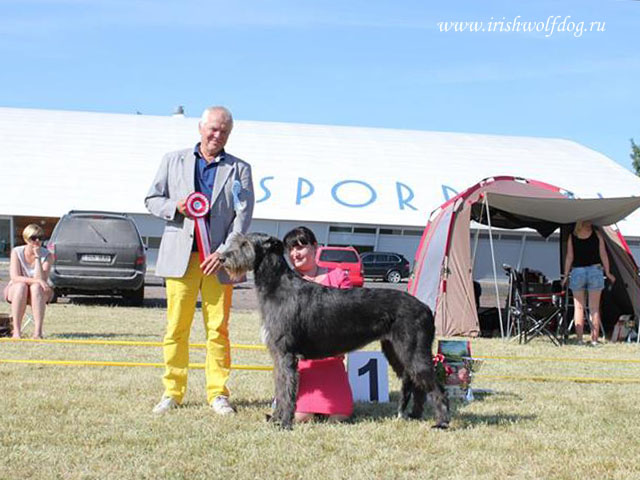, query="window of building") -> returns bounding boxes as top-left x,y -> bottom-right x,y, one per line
353,227 -> 376,234
329,226 -> 352,233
